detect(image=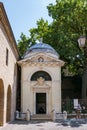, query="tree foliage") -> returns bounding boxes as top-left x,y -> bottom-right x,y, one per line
47,0 -> 87,75
17,0 -> 87,76
29,18 -> 51,43
17,33 -> 30,57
